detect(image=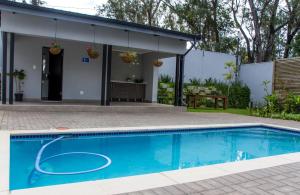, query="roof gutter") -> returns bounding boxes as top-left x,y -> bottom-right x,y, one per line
183,37 -> 200,57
